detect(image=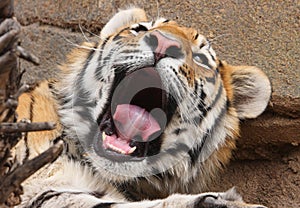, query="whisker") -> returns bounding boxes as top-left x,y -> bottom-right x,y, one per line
79,24 -> 102,40
208,33 -> 232,44
156,0 -> 160,19
61,34 -> 105,52
79,23 -> 90,42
